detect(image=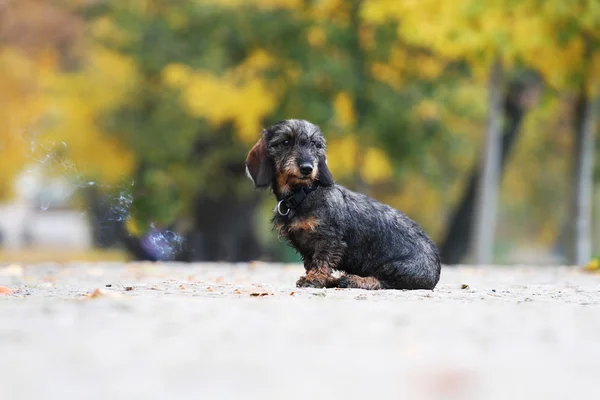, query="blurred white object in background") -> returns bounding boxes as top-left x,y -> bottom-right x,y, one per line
0,166 -> 91,250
